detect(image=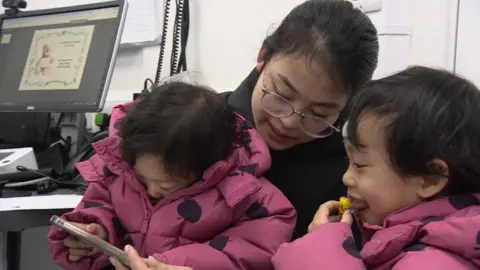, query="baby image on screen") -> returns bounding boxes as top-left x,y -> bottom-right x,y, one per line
35,44 -> 55,76
19,25 -> 95,91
